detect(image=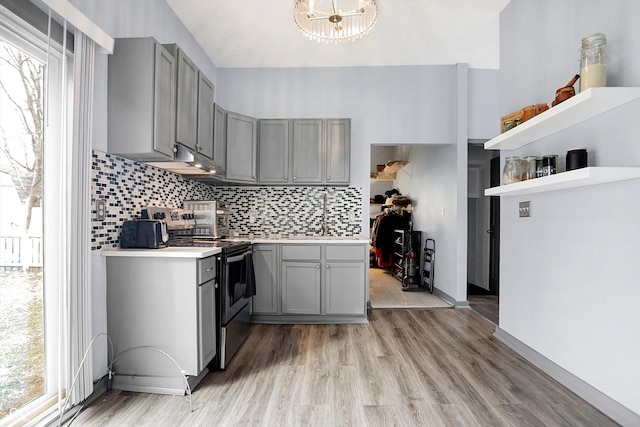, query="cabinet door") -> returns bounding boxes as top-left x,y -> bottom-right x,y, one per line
325,262 -> 366,315
325,119 -> 350,185
292,119 -> 323,184
176,50 -> 198,150
252,244 -> 279,314
226,112 -> 257,183
153,43 -> 177,158
258,120 -> 290,184
281,262 -> 321,315
108,38 -> 175,161
197,74 -> 215,159
213,104 -> 227,171
198,280 -> 216,372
